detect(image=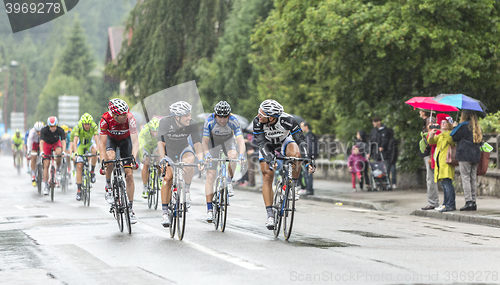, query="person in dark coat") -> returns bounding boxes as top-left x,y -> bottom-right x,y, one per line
451,110 -> 483,211
298,121 -> 318,195
367,116 -> 391,162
